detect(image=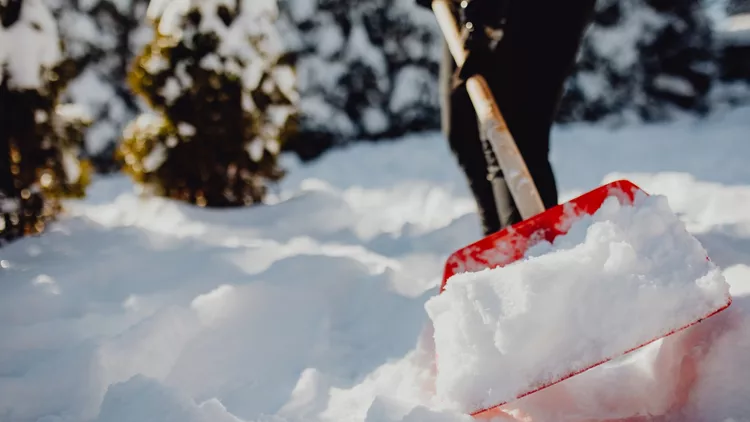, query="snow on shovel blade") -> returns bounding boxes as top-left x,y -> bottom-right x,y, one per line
429,179 -> 732,418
